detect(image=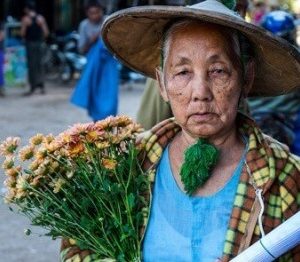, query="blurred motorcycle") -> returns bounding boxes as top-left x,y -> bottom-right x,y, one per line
43,32 -> 87,83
